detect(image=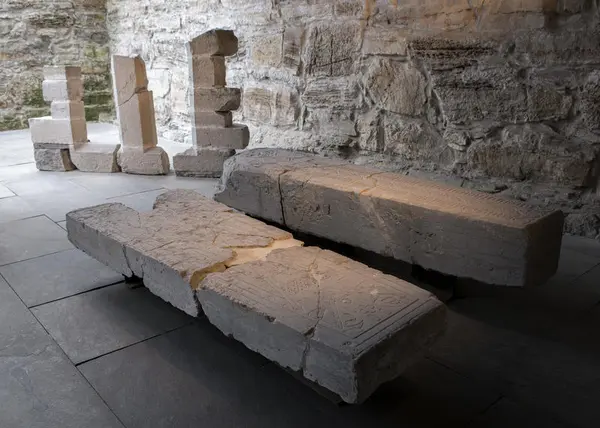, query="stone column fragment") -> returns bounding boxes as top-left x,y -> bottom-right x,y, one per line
29,66 -> 87,171
112,55 -> 170,175
174,30 -> 249,178
28,65 -> 121,173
